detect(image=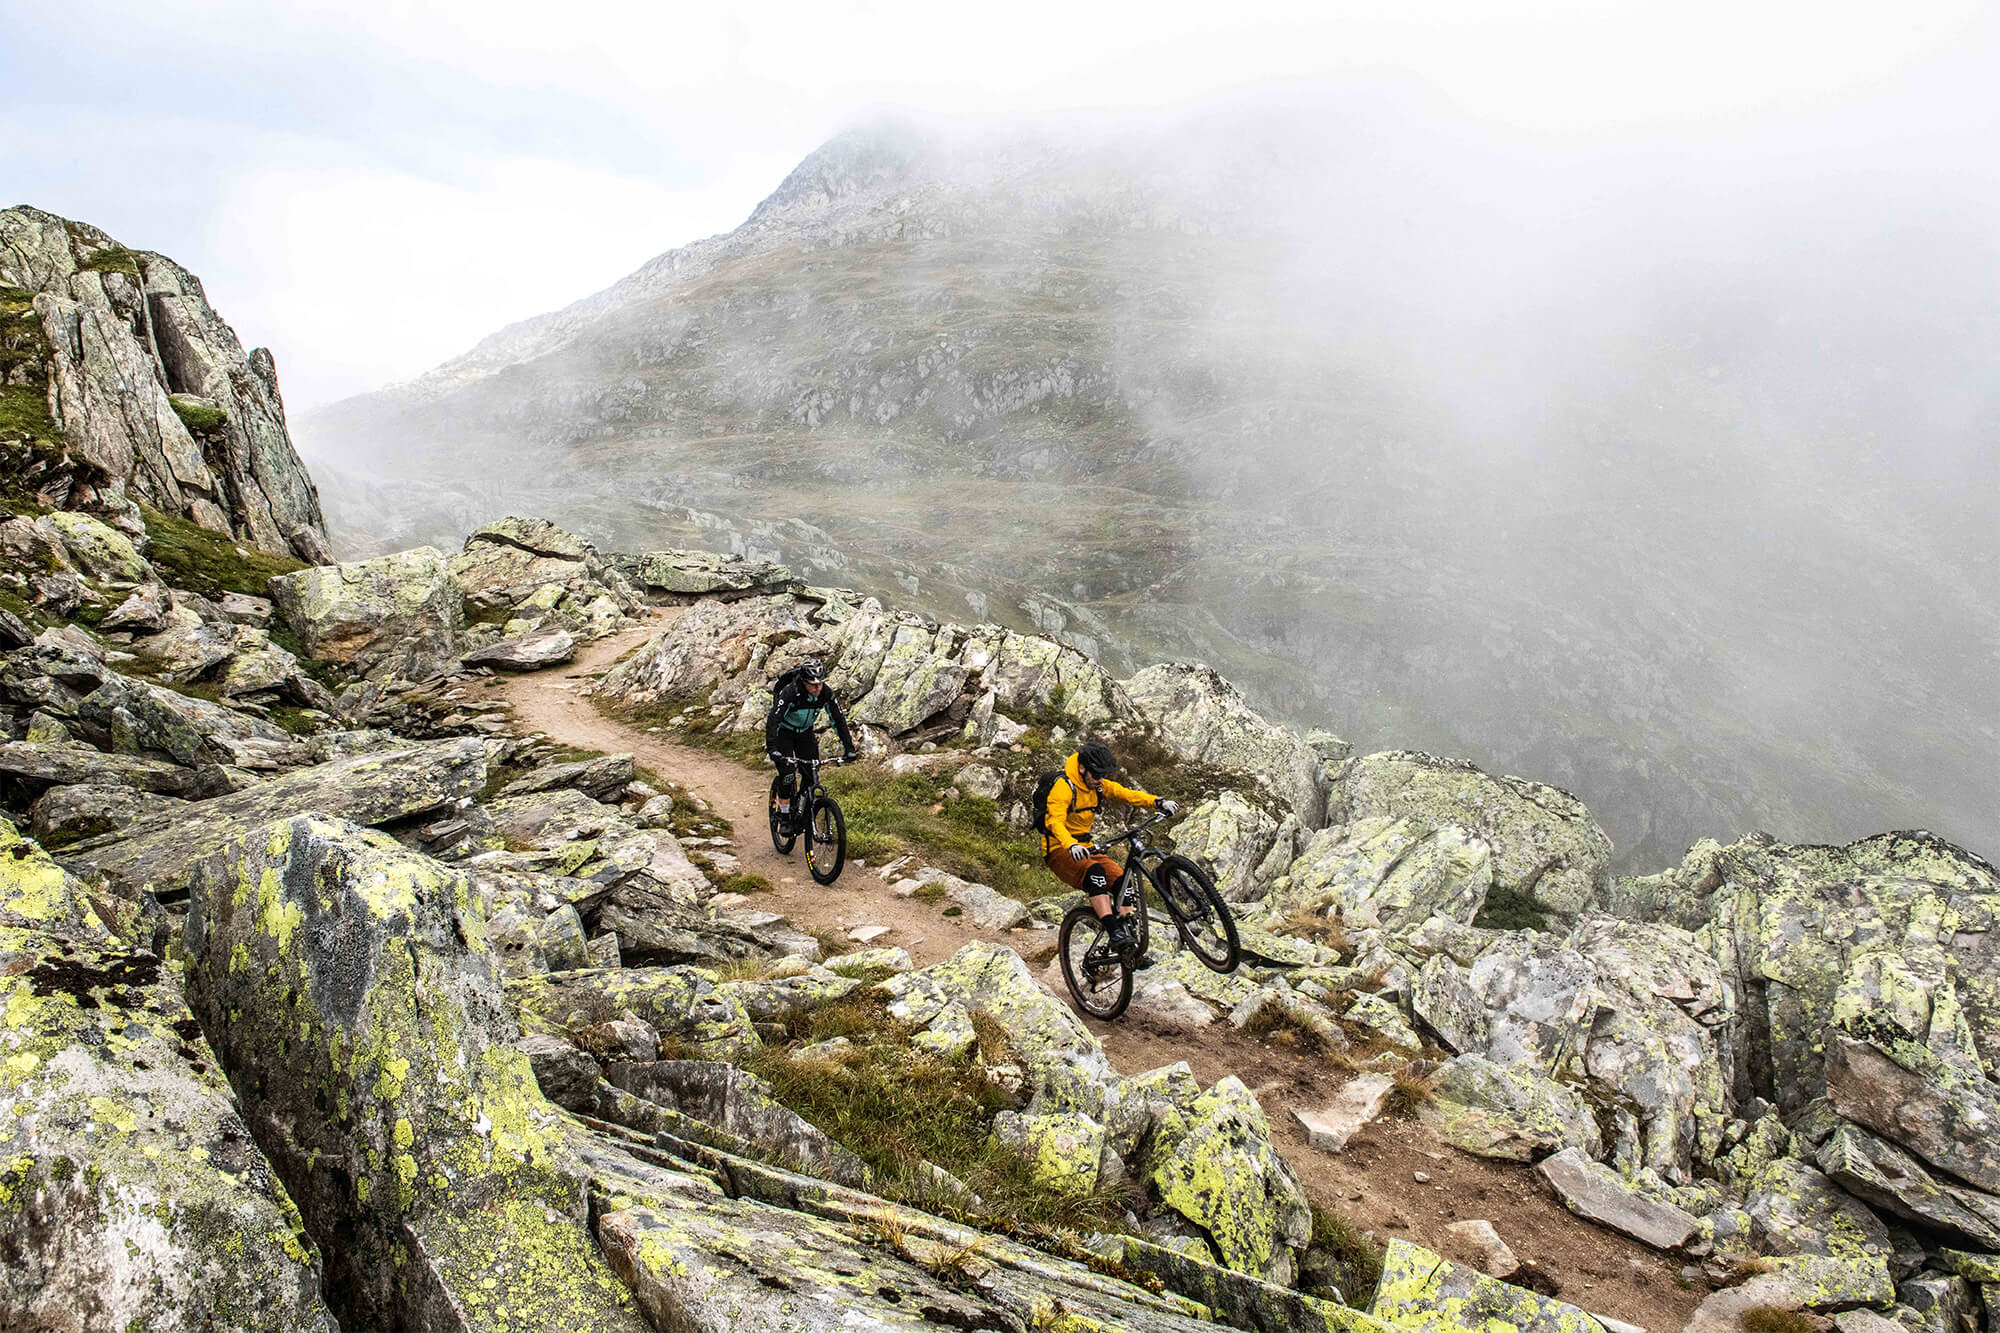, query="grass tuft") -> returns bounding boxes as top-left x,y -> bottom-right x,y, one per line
1280,908 -> 1351,958
1741,1309 -> 1817,1333
1306,1201 -> 1385,1304
1385,1065 -> 1438,1114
